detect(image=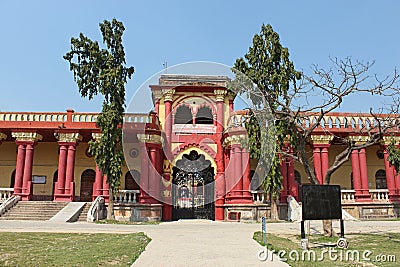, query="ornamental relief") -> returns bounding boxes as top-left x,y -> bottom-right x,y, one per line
11,132 -> 43,142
